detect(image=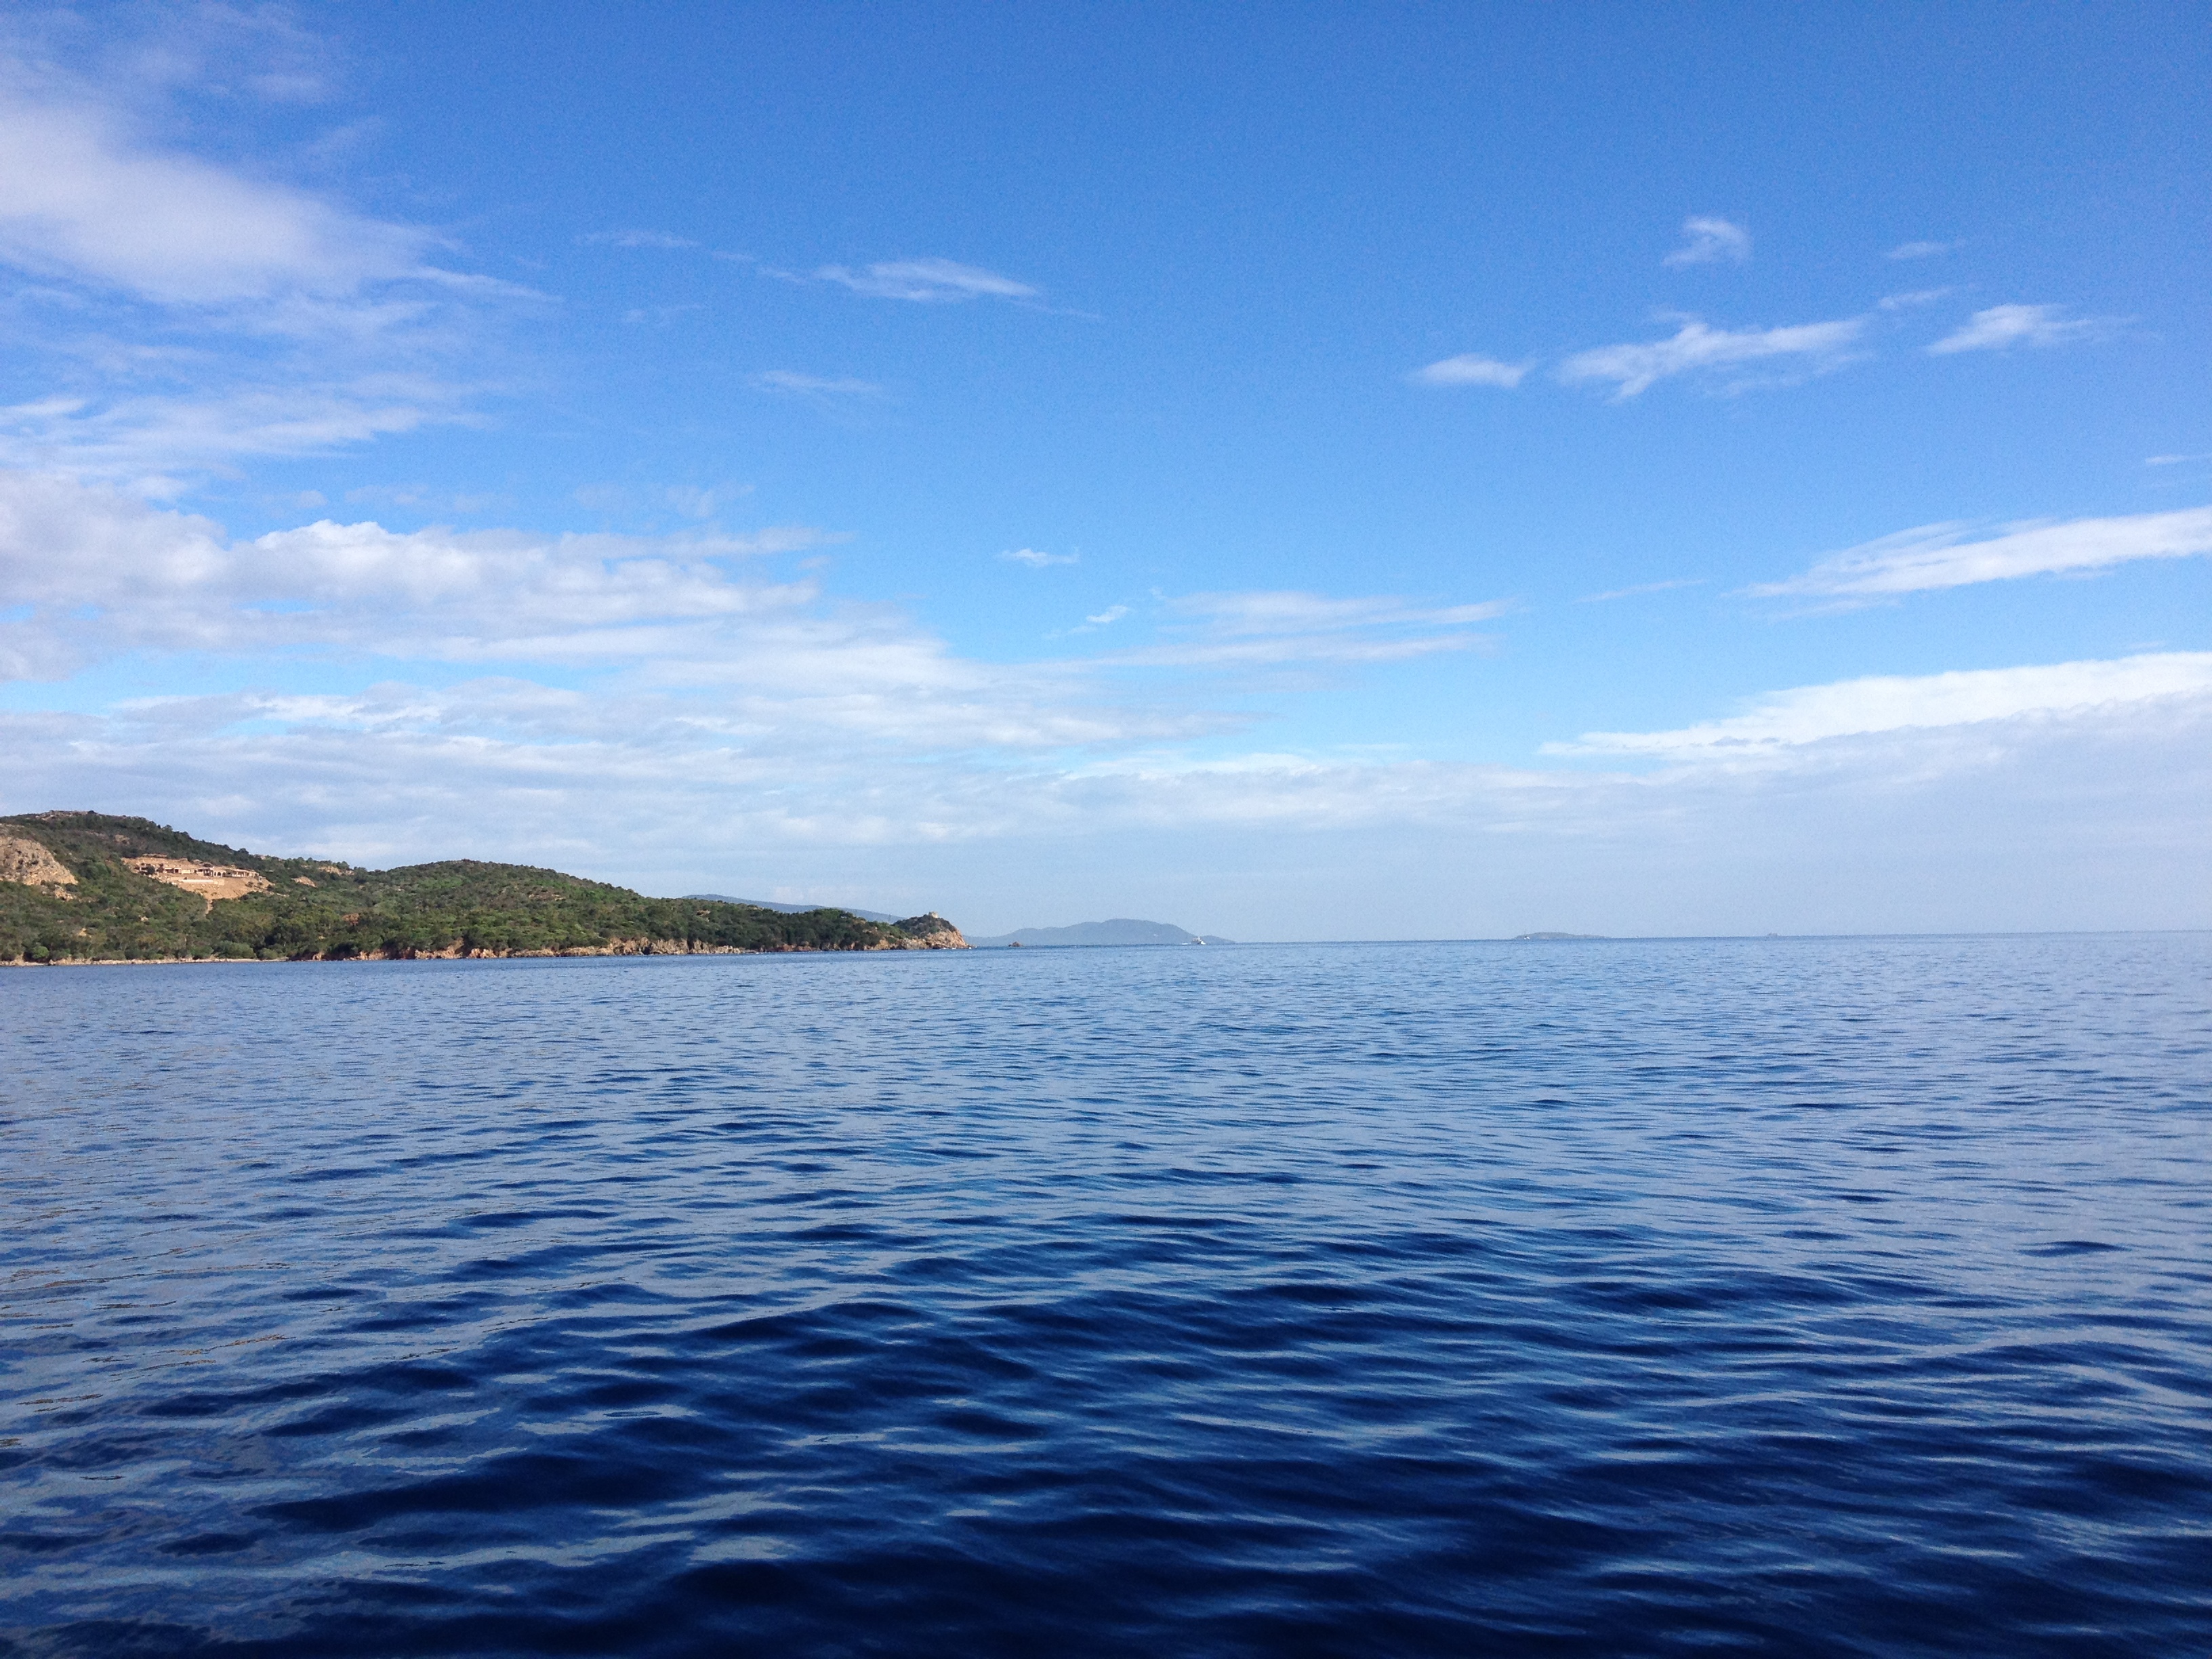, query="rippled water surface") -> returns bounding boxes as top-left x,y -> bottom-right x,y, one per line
3,936 -> 2209,1656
